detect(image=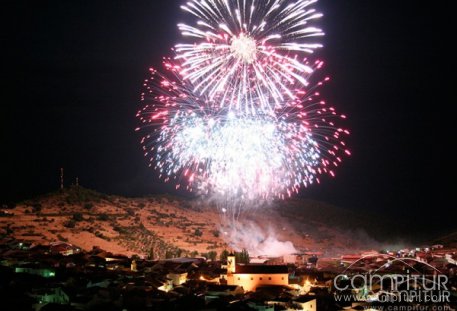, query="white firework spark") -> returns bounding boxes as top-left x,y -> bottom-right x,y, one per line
158,112 -> 322,202
136,61 -> 350,206
176,0 -> 324,114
